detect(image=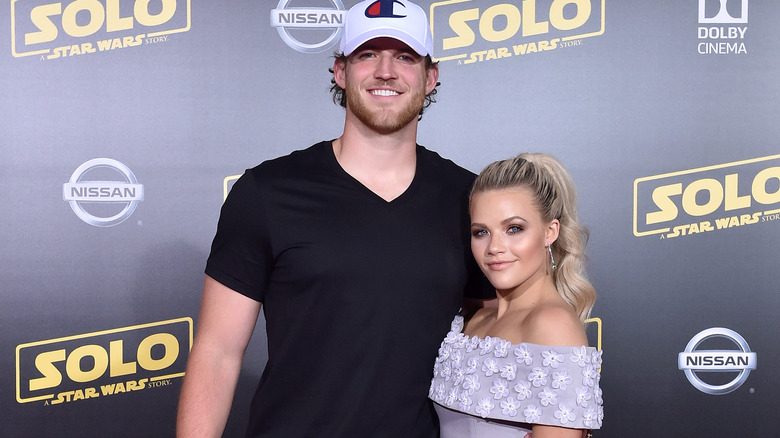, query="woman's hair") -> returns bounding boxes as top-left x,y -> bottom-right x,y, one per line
470,153 -> 596,321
